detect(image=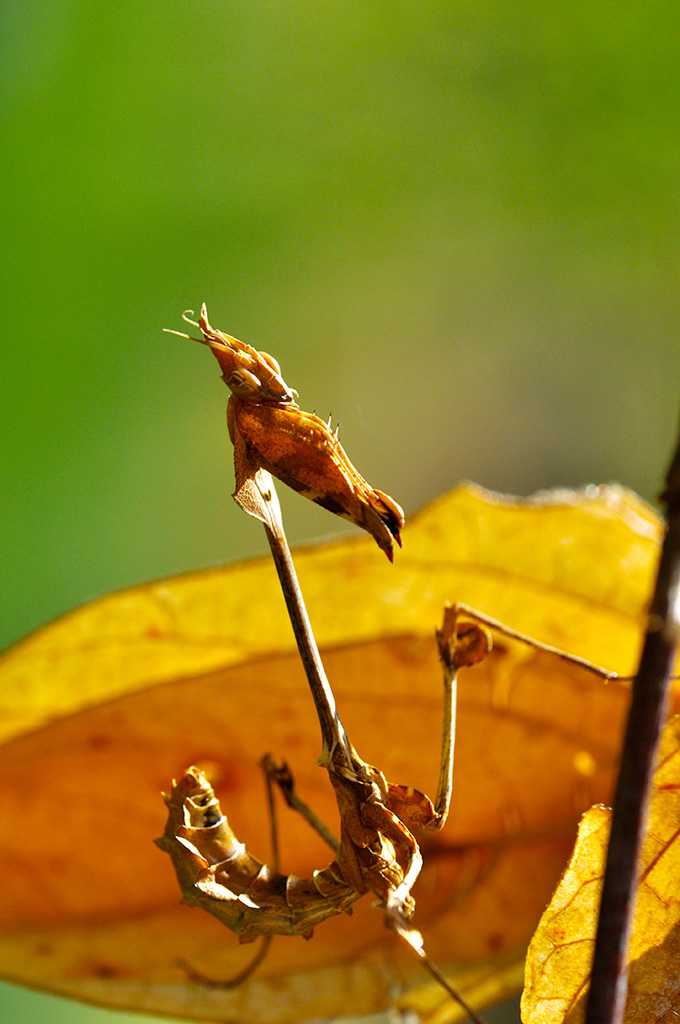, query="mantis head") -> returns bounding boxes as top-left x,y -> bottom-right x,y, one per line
166,304 -> 298,406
